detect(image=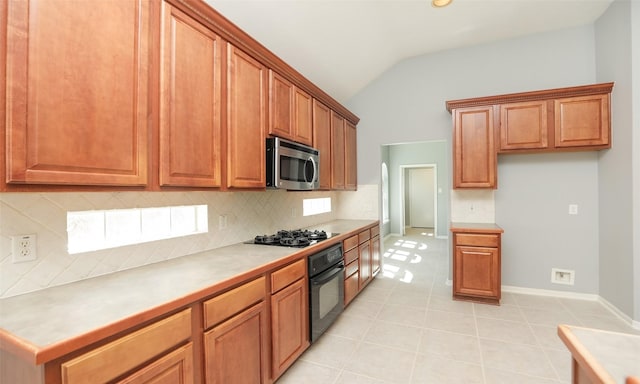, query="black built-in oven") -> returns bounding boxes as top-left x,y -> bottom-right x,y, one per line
308,243 -> 344,343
